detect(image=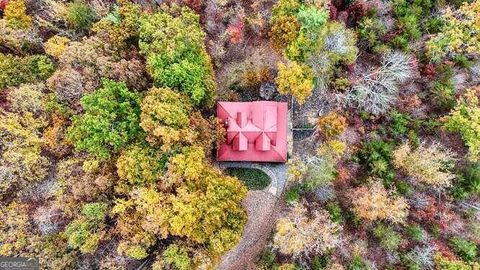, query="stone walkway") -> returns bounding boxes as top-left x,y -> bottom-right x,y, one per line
217,162 -> 287,270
